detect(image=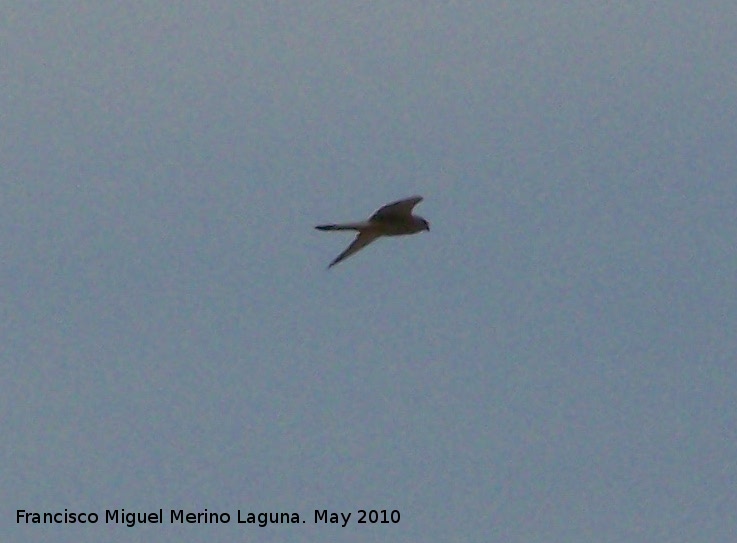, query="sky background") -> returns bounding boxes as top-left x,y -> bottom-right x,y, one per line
2,2 -> 736,542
